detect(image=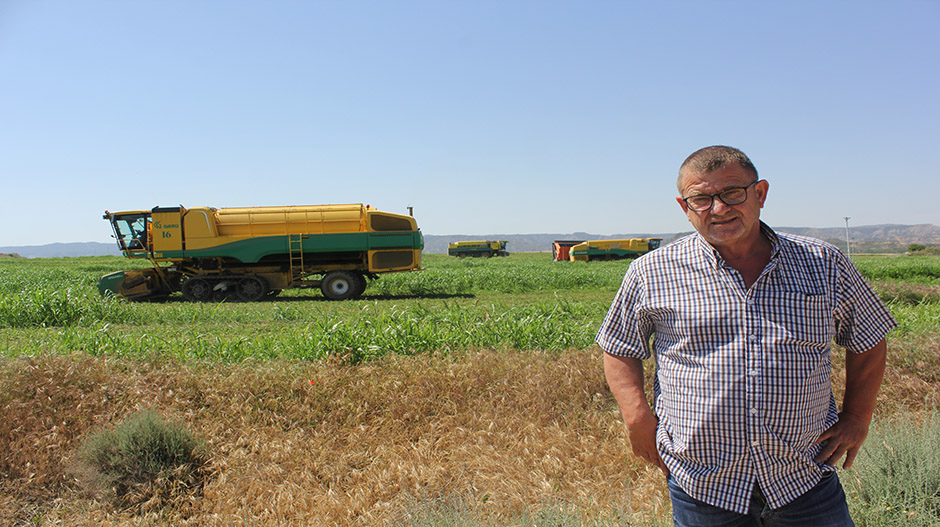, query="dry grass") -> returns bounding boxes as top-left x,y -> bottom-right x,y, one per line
0,349 -> 662,526
2,339 -> 935,526
878,336 -> 940,414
